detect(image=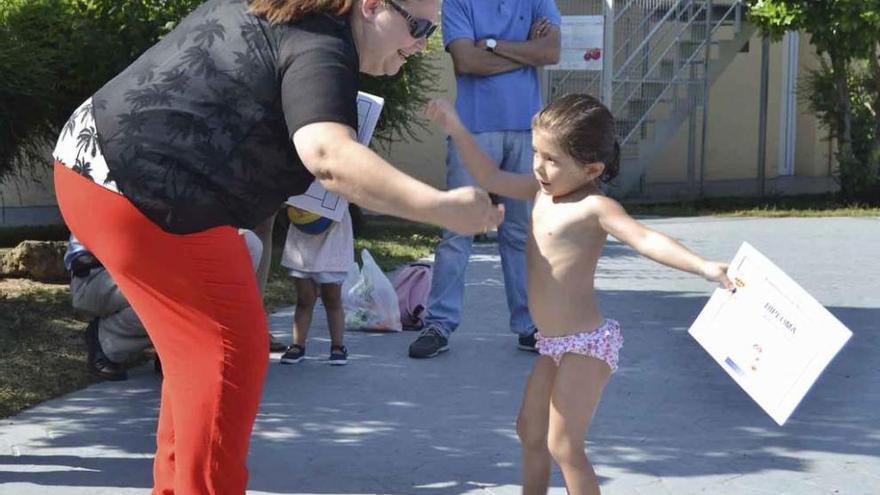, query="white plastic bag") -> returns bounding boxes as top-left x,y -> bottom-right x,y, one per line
342,249 -> 402,332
